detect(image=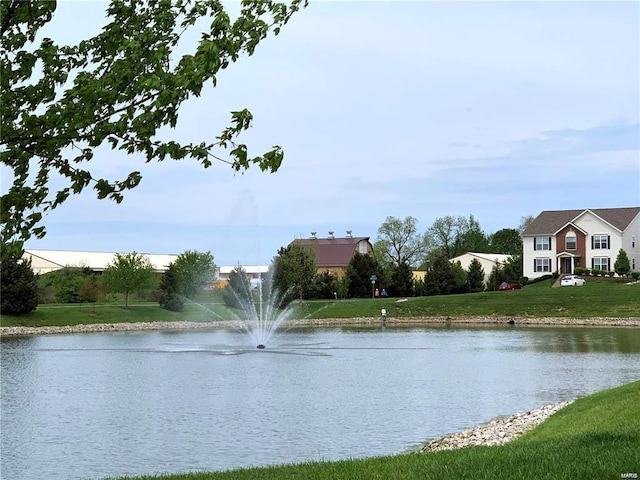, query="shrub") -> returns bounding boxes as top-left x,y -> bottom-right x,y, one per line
631,271 -> 640,280
526,274 -> 553,285
574,267 -> 589,276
